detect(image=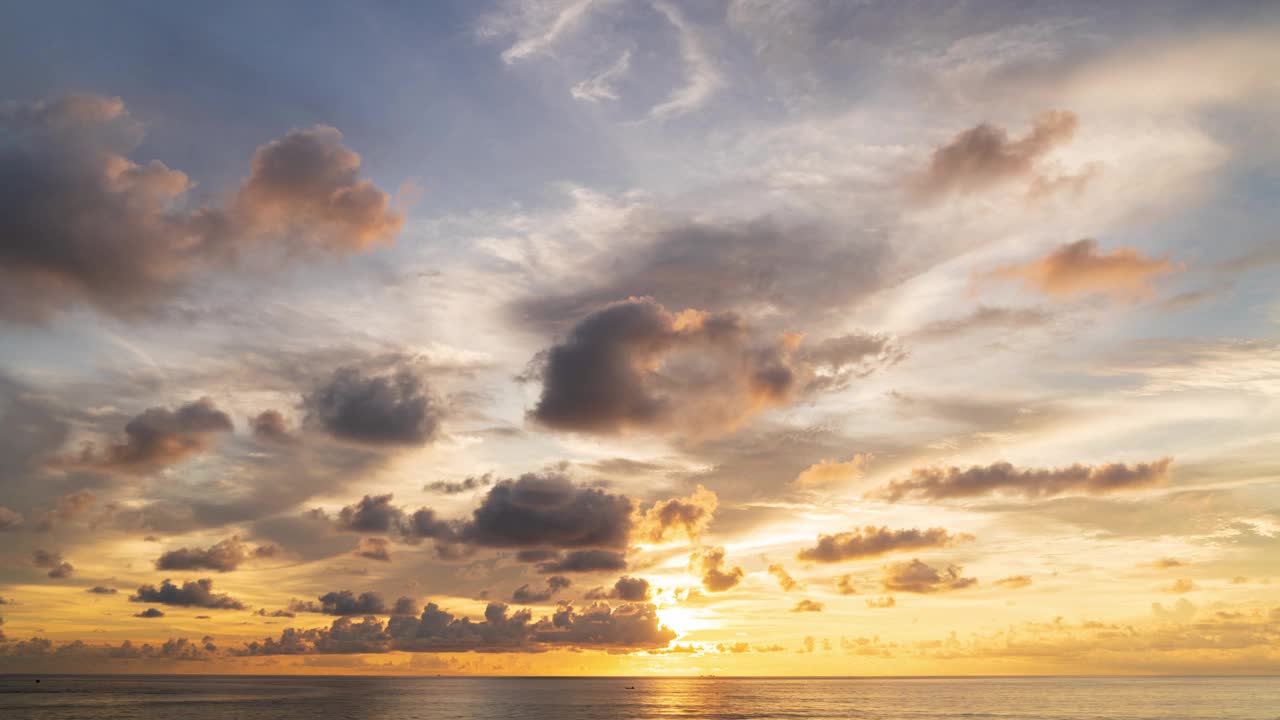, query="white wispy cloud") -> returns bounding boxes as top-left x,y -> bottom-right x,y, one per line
648,1 -> 724,119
